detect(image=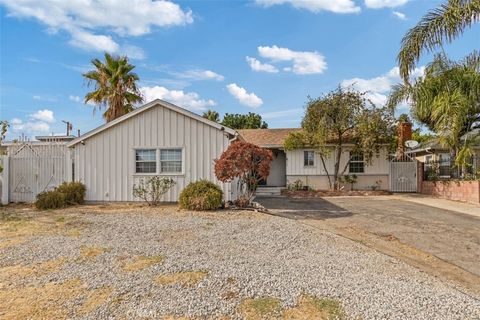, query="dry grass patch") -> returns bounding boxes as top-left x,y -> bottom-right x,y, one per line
0,258 -> 66,283
0,278 -> 84,320
0,237 -> 26,250
282,295 -> 345,320
78,286 -> 113,315
80,246 -> 107,259
156,270 -> 208,287
121,255 -> 164,272
238,297 -> 282,320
